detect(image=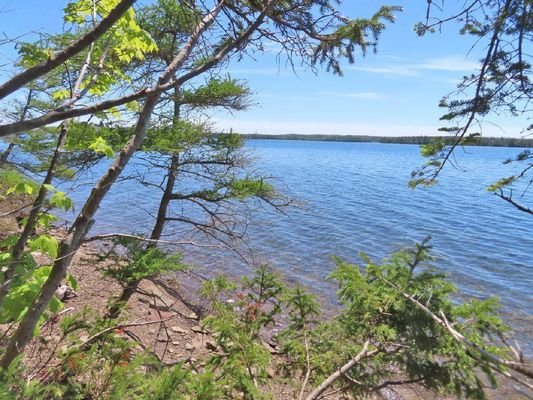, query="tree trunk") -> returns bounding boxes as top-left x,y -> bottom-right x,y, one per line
106,152 -> 179,318
106,91 -> 181,318
0,122 -> 69,307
